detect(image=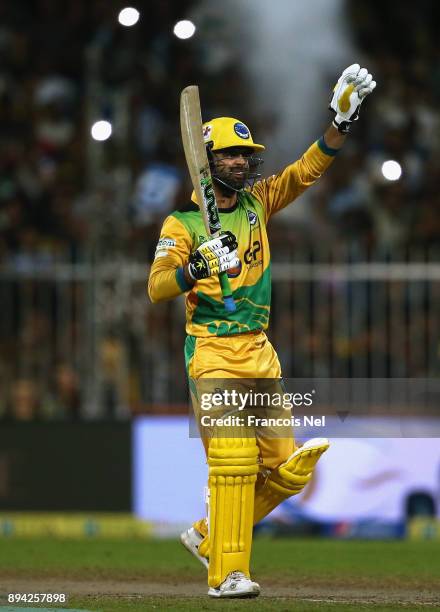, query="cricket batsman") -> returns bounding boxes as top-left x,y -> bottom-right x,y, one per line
148,64 -> 376,598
